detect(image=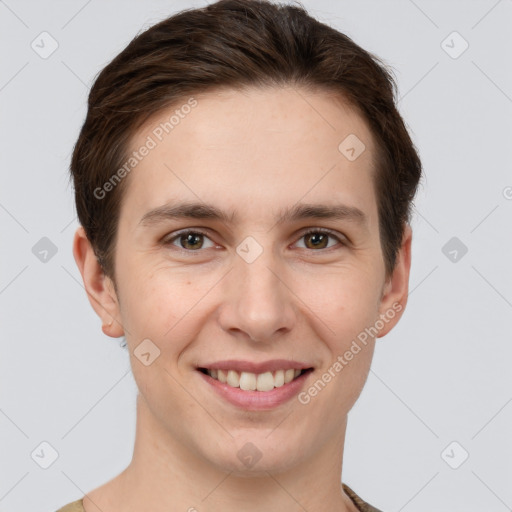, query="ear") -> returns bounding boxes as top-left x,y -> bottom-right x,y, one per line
72,226 -> 124,338
376,223 -> 412,338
